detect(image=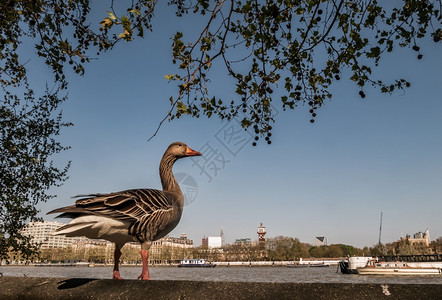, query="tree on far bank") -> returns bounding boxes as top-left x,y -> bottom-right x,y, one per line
430,237 -> 442,253
266,236 -> 310,260
309,244 -> 365,258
